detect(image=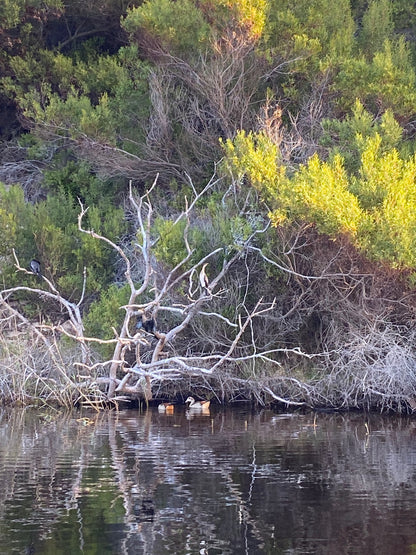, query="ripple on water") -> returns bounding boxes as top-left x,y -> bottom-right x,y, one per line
0,409 -> 416,554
